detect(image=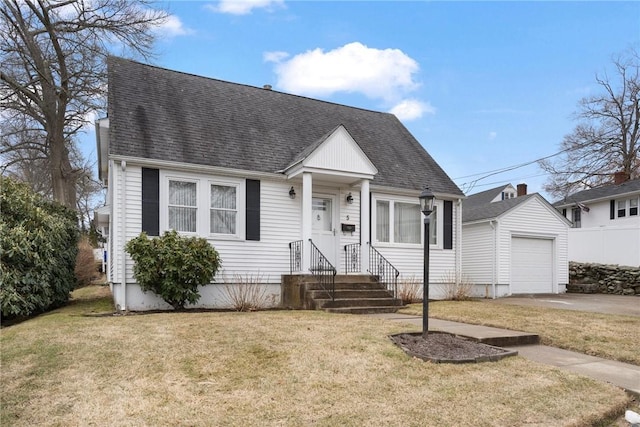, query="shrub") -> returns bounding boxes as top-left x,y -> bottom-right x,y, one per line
221,273 -> 276,311
75,235 -> 100,287
0,177 -> 79,319
398,275 -> 422,304
125,230 -> 221,310
438,271 -> 474,301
